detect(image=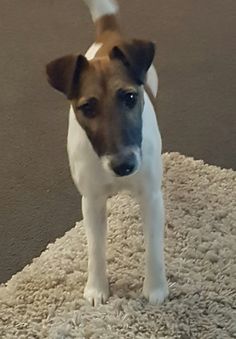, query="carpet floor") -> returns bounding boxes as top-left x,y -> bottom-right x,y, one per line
0,153 -> 235,339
